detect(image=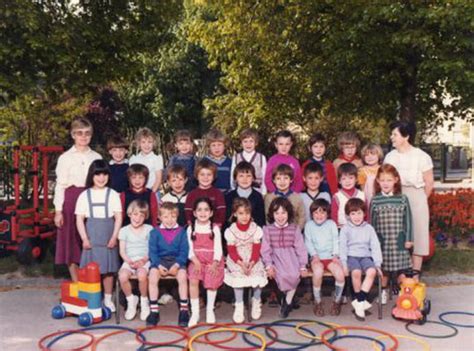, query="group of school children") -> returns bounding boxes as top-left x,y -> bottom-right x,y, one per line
53,116 -> 415,328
